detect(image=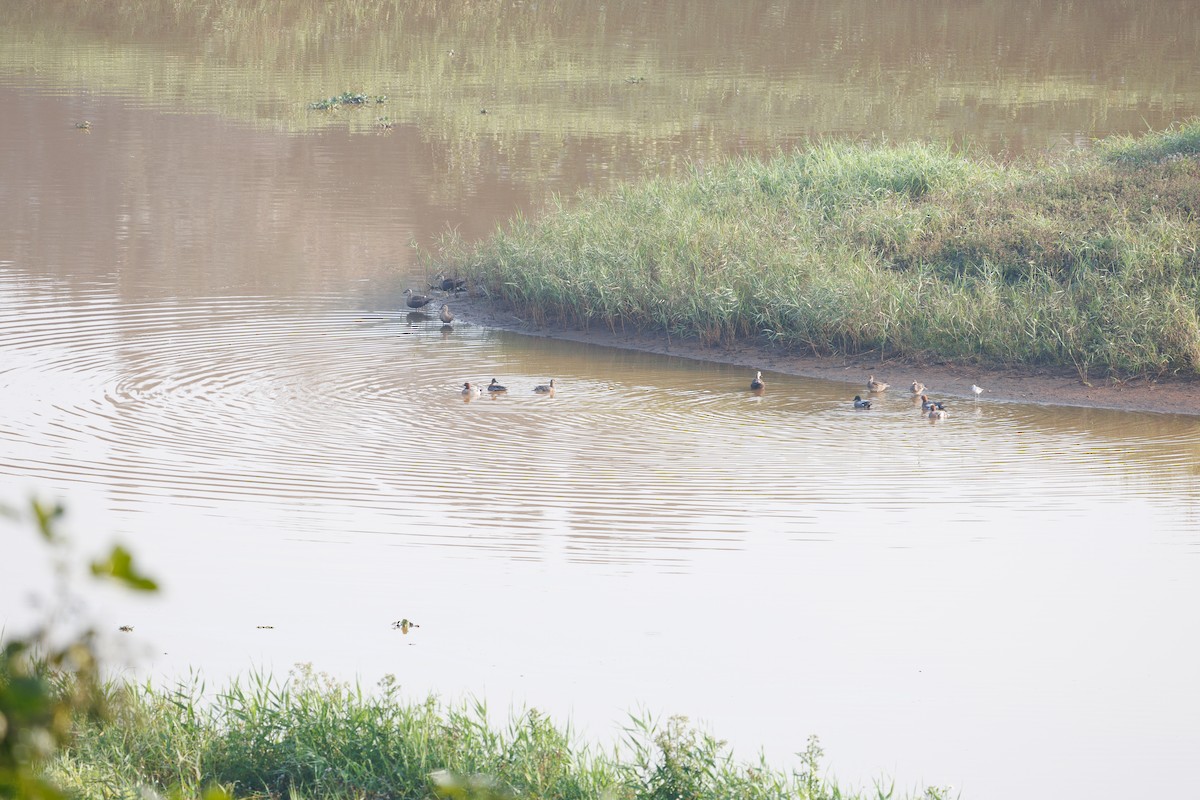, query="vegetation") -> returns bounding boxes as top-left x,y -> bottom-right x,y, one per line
1,500 -> 158,799
433,122 -> 1200,381
45,667 -> 948,800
